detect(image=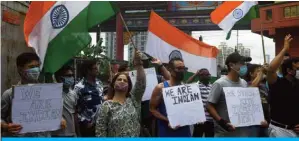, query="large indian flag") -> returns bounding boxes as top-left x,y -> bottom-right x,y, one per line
211,1 -> 257,33
24,1 -> 118,73
145,11 -> 219,77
